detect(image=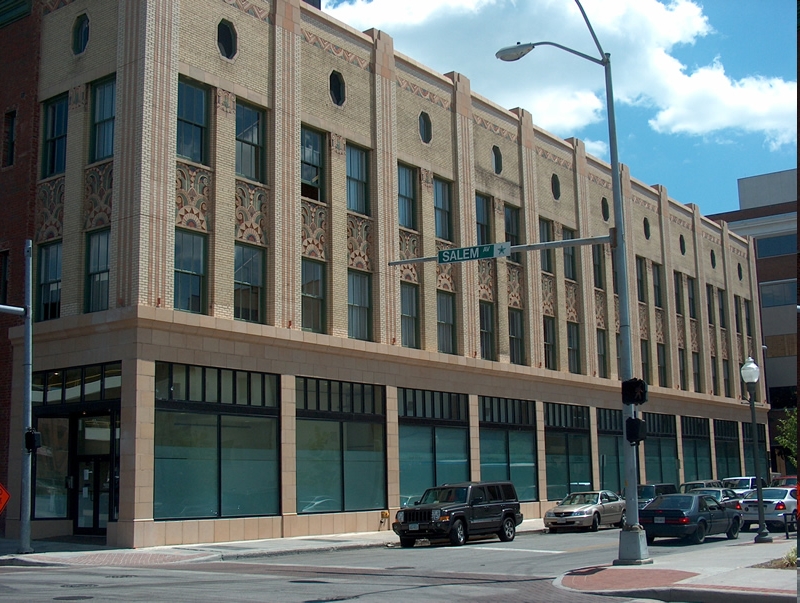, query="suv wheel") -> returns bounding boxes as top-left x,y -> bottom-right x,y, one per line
399,537 -> 416,548
449,519 -> 467,546
498,516 -> 516,542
